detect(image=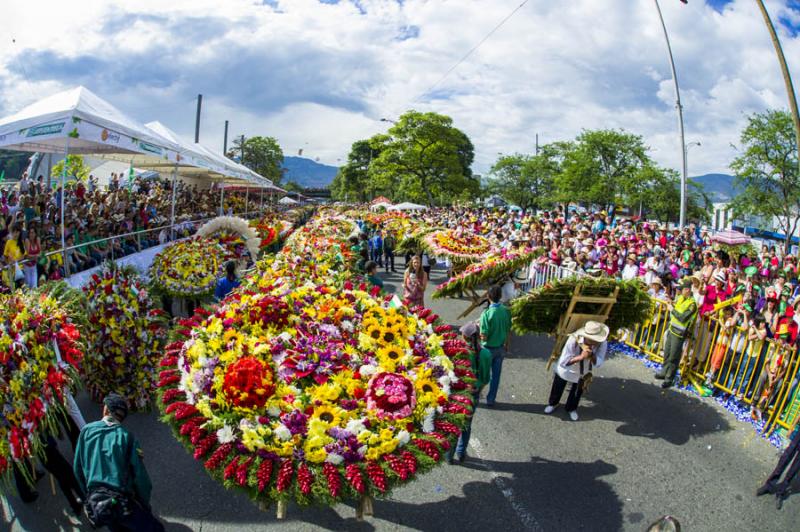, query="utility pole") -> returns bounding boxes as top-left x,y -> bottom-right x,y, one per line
223,120 -> 229,155
653,0 -> 688,229
240,135 -> 246,165
535,133 -> 539,155
194,94 -> 203,143
754,0 -> 800,178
